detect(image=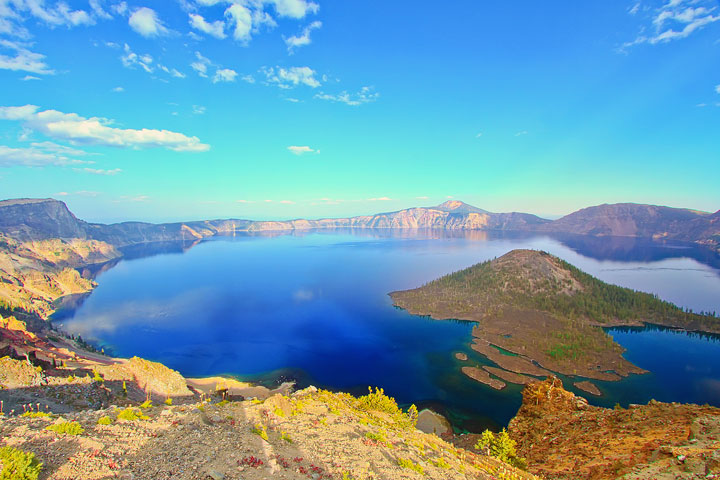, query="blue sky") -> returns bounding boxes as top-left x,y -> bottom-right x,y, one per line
1,0 -> 719,222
